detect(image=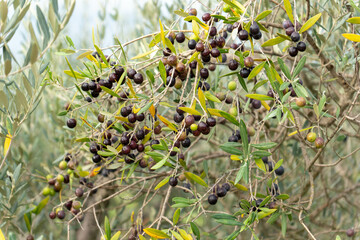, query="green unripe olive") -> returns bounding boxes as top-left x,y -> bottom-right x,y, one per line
46,174 -> 53,181
72,201 -> 81,210
229,107 -> 238,116
307,132 -> 317,142
59,161 -> 67,170
228,81 -> 237,91
216,92 -> 226,101
145,146 -> 152,152
247,126 -> 256,136
49,188 -> 56,196
174,78 -> 182,89
190,124 -> 198,131
67,169 -> 73,175
57,174 -> 65,183
143,154 -> 150,161
42,187 -> 51,196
